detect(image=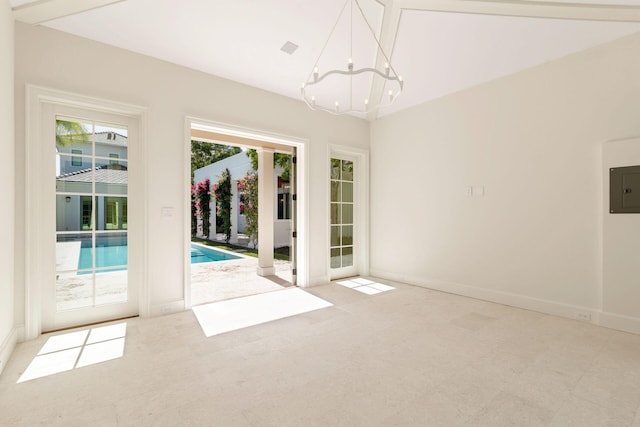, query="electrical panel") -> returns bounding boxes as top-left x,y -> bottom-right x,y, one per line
610,165 -> 640,214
